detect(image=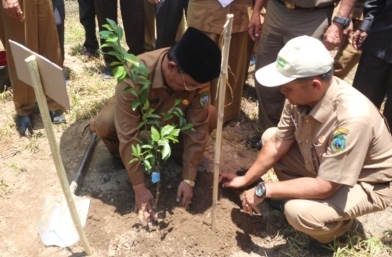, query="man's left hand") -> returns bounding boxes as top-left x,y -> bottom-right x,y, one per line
323,23 -> 346,50
242,187 -> 263,216
176,181 -> 194,209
